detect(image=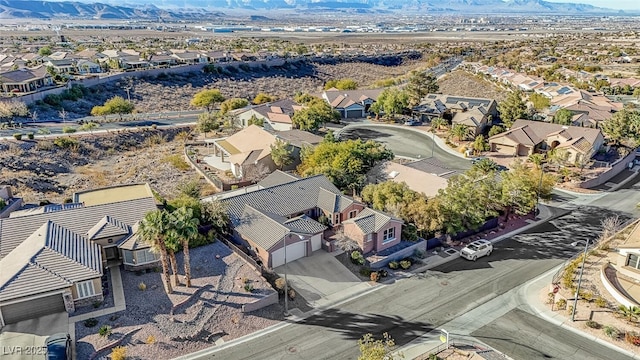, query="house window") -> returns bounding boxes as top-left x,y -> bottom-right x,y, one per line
348,210 -> 358,219
122,250 -> 134,264
366,234 -> 372,243
76,280 -> 95,299
136,249 -> 160,264
334,213 -> 340,225
627,254 -> 640,270
382,227 -> 396,244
